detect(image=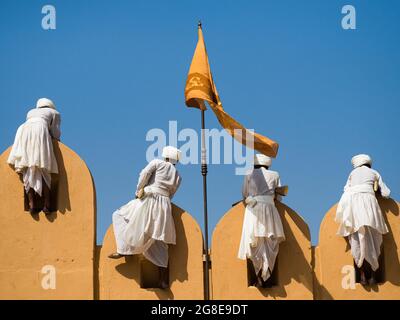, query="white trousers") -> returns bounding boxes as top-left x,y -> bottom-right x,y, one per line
250,236 -> 280,281
349,226 -> 383,271
23,167 -> 51,196
238,195 -> 285,281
